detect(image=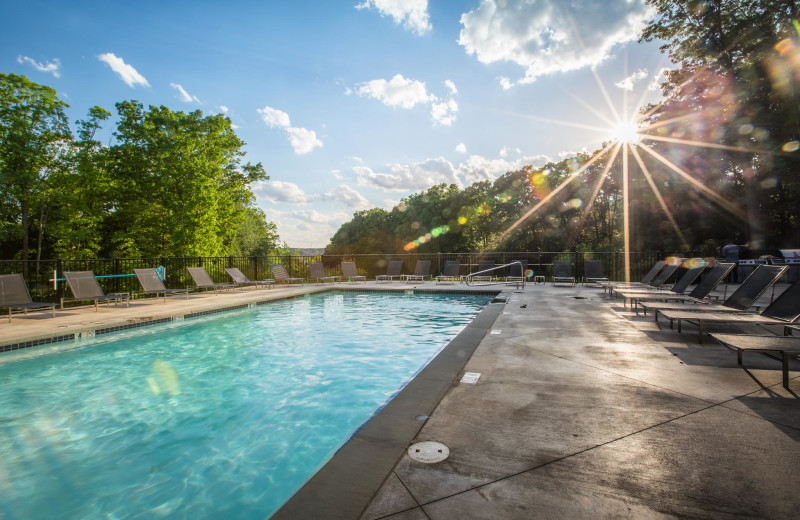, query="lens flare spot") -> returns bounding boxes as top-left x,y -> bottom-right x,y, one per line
567,198 -> 583,209
685,258 -> 707,269
782,140 -> 799,152
411,221 -> 420,230
458,216 -> 467,225
761,177 -> 779,188
775,38 -> 795,57
566,157 -> 581,171
738,124 -> 754,135
149,360 -> 180,396
524,269 -> 534,279
397,203 -> 407,212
